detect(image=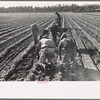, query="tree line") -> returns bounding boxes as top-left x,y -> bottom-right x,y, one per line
0,4 -> 100,13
